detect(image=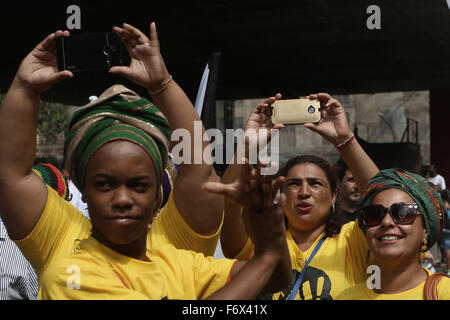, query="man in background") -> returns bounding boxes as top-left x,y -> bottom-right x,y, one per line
427,164 -> 446,192
334,158 -> 360,225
